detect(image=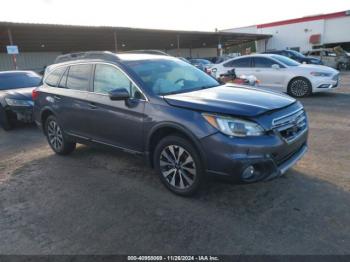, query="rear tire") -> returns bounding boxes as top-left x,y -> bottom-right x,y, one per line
0,106 -> 13,131
45,115 -> 76,155
154,135 -> 204,196
287,77 -> 312,98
